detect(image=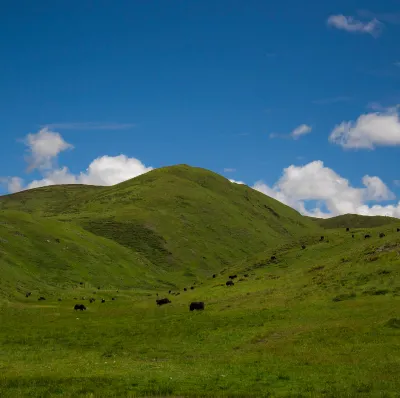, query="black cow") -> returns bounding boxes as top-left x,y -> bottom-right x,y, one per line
80,282 -> 83,285
346,227 -> 350,232
365,234 -> 371,239
352,234 -> 354,238
190,286 -> 194,290
58,298 -> 62,302
101,299 -> 106,303
271,256 -> 276,261
184,288 -> 187,291
244,274 -> 249,277
25,292 -> 31,298
189,302 -> 205,311
89,298 -> 95,303
320,236 -> 324,241
226,281 -> 234,286
112,297 -> 116,301
97,287 -> 100,290
212,274 -> 216,278
38,297 -> 46,301
397,228 -> 400,232
168,290 -> 171,294
301,245 -> 306,249
229,275 -> 237,280
156,298 -> 171,306
379,232 -> 385,238
74,304 -> 86,311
